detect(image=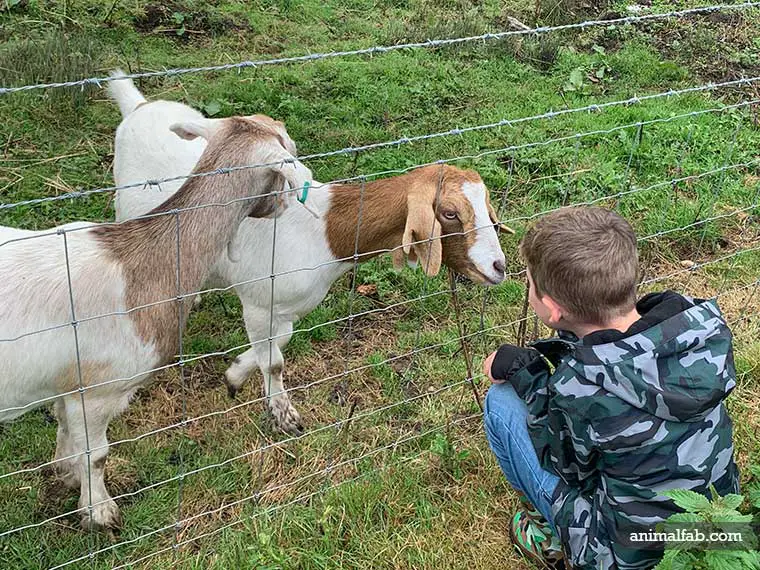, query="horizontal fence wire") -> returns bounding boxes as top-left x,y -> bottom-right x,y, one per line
25,248 -> 760,565
1,378 -> 472,539
4,241 -> 757,536
0,2 -> 758,96
3,169 -> 759,563
2,77 -> 759,214
2,235 -> 758,509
